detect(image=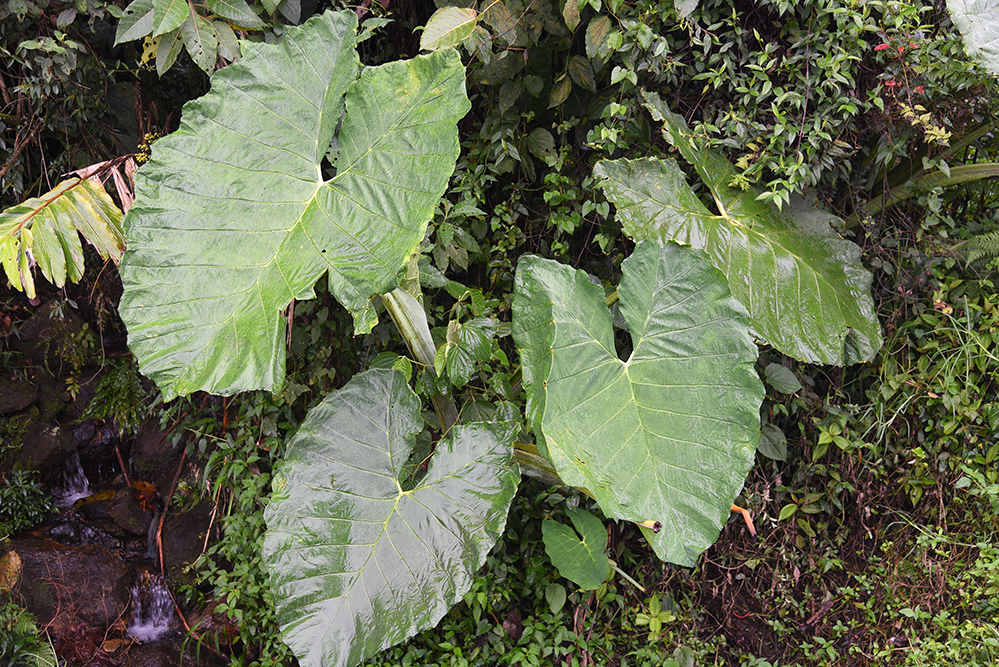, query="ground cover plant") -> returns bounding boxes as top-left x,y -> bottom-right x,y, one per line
1,0 -> 999,665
